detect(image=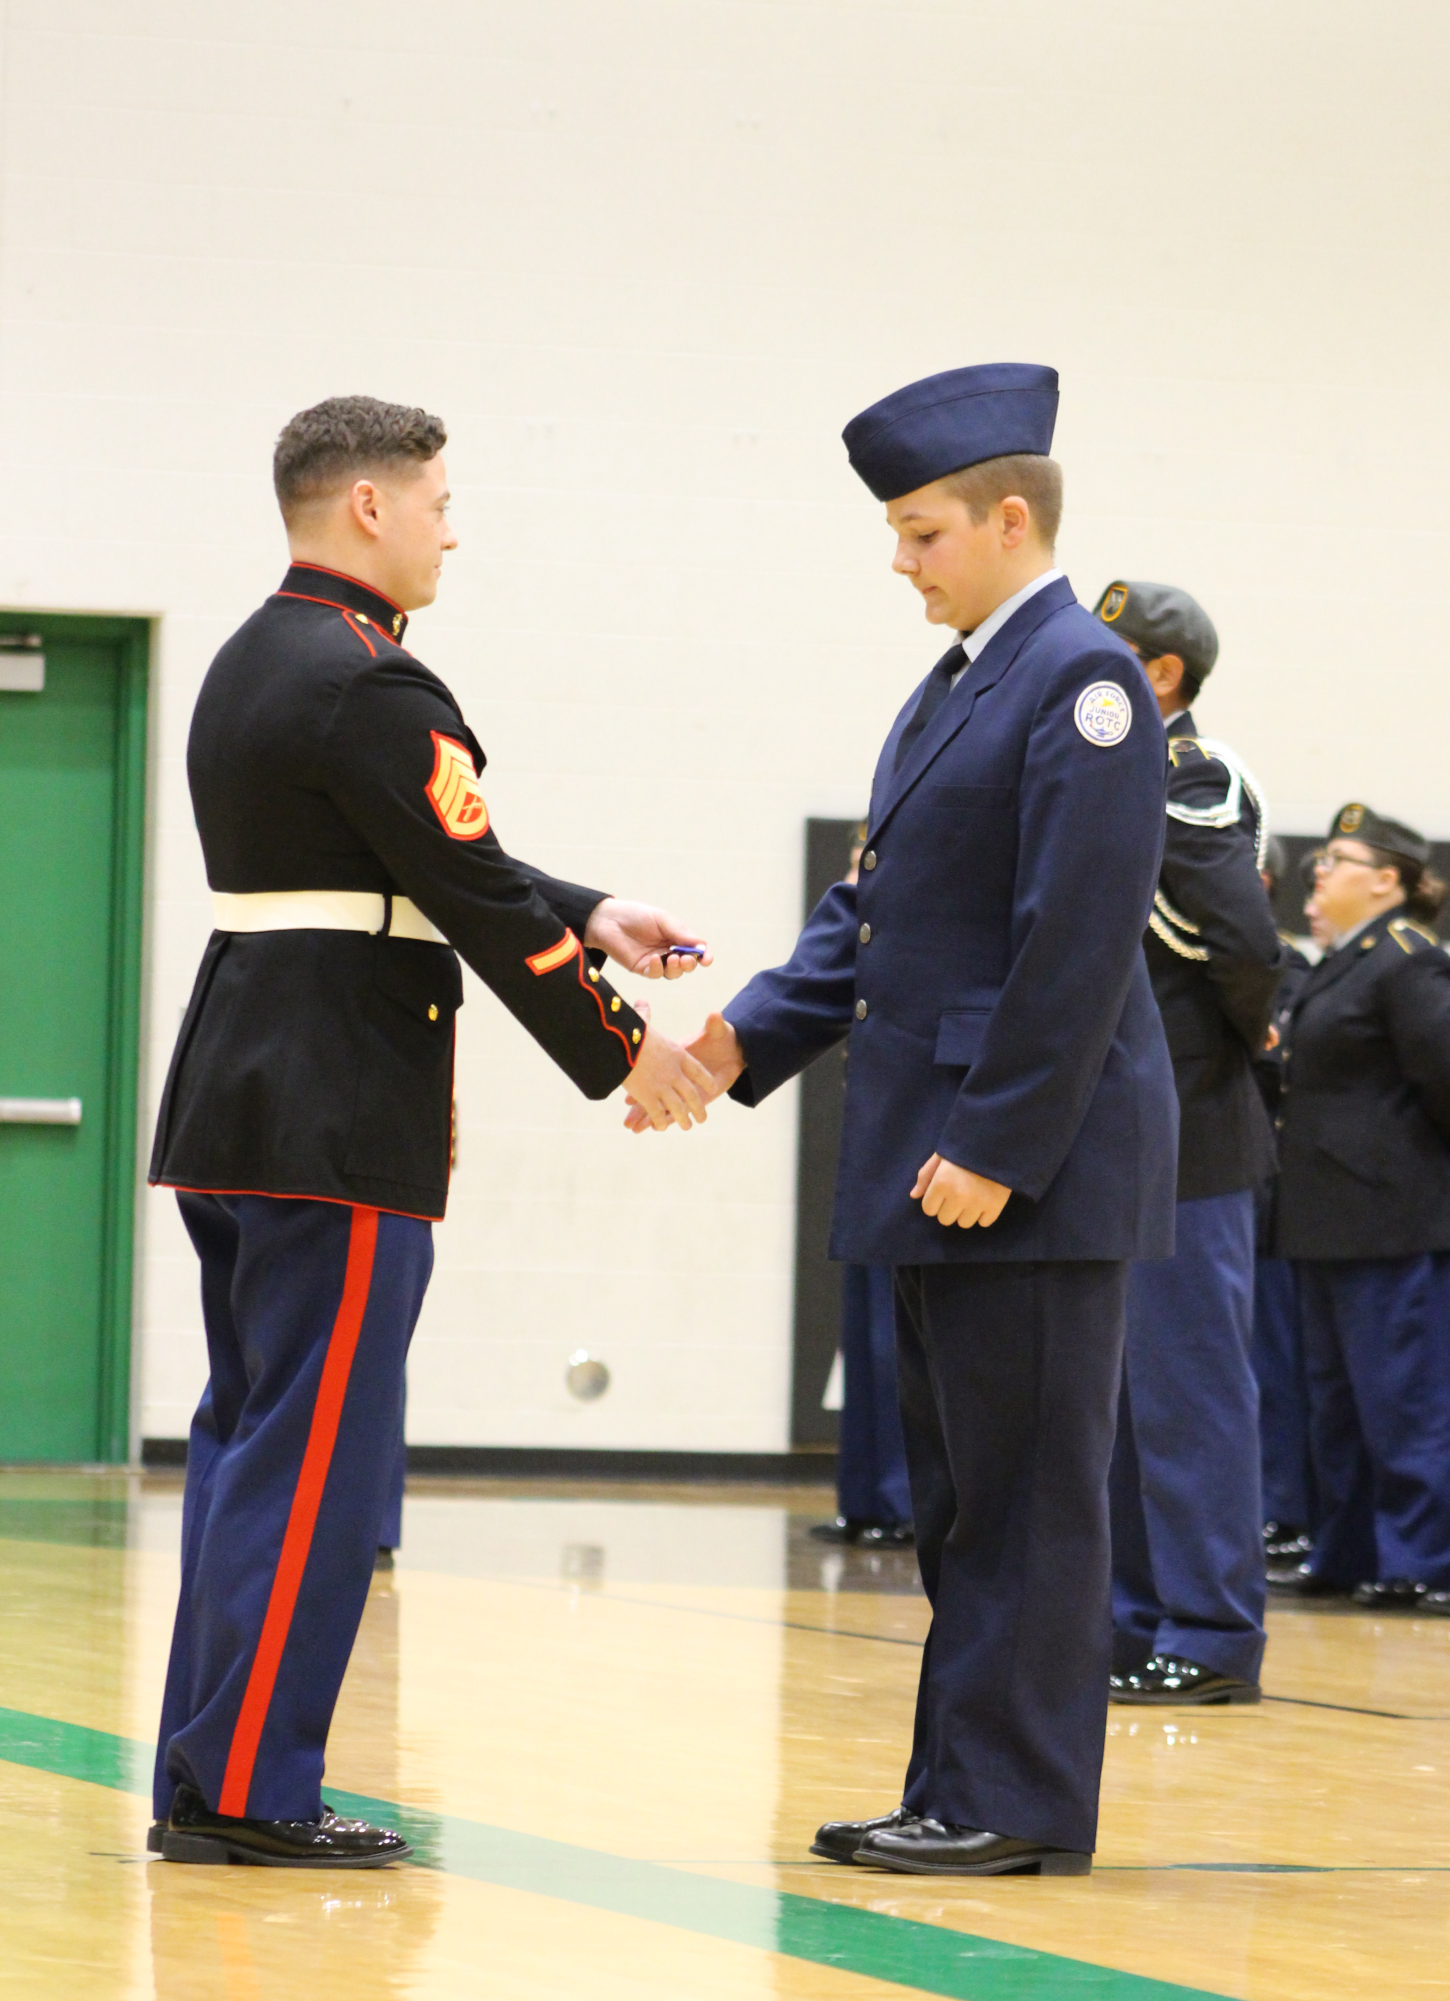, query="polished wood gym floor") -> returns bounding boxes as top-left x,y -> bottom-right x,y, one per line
0,1470 -> 1447,1998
